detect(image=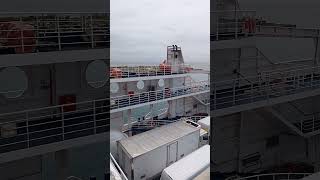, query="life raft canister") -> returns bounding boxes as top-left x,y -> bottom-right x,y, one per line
0,22 -> 36,53
128,91 -> 134,97
159,60 -> 171,72
111,68 -> 122,78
